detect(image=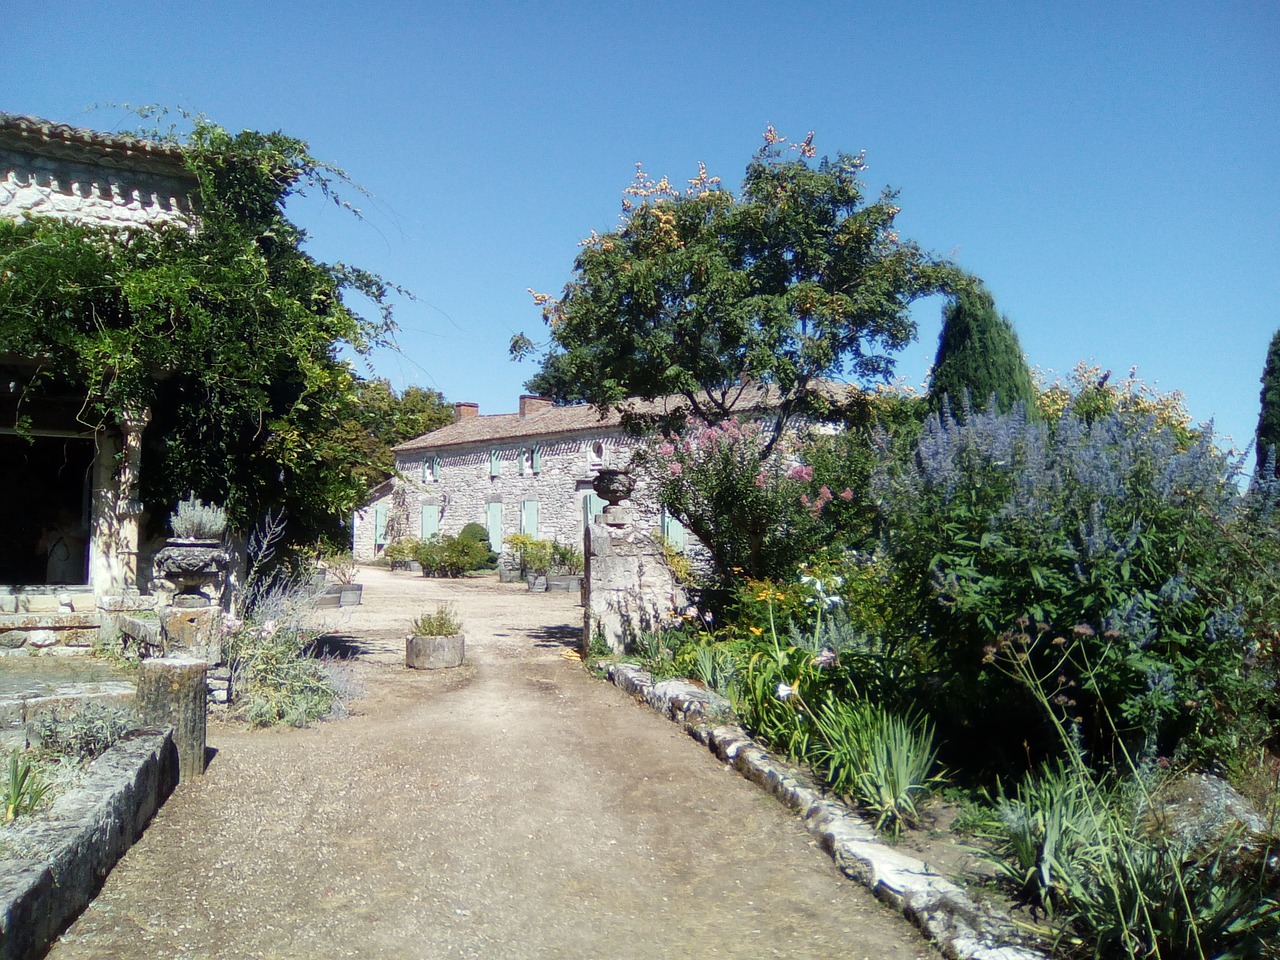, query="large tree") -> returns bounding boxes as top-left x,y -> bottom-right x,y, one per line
513,130 -> 964,443
1256,329 -> 1280,478
927,285 -> 1035,417
0,114 -> 401,544
325,378 -> 455,487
